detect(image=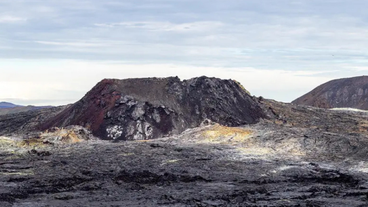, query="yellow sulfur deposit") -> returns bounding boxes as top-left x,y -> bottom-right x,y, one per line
199,124 -> 253,144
